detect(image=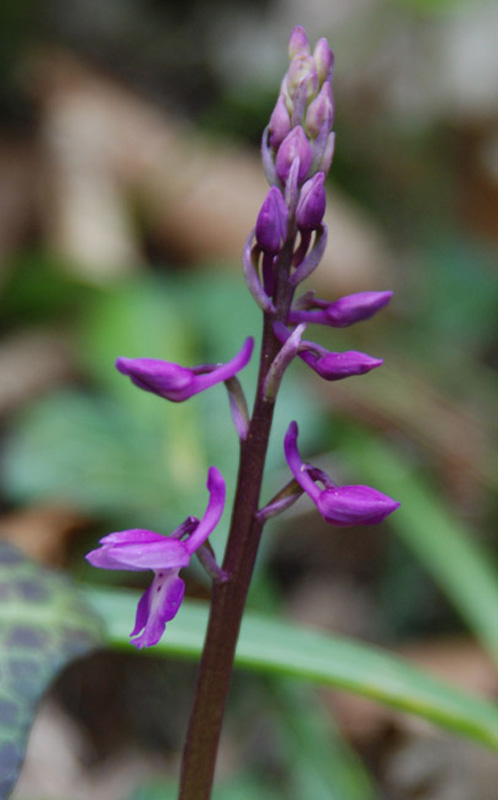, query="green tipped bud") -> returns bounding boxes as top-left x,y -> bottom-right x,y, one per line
313,38 -> 334,83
